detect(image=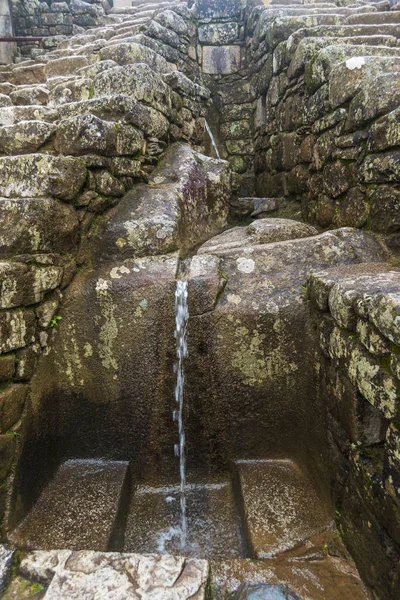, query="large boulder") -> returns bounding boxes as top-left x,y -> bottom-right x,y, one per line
92,143 -> 231,263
